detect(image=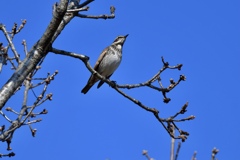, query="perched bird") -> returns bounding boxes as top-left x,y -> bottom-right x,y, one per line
81,34 -> 128,94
